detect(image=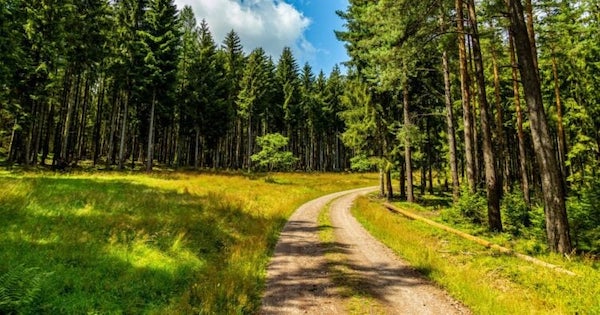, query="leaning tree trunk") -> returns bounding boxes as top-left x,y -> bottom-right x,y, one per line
507,0 -> 571,254
455,0 -> 477,194
467,0 -> 502,232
